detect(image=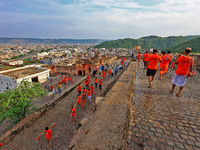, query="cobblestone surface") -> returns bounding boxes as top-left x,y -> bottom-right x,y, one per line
1,60 -> 127,150
127,64 -> 200,150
